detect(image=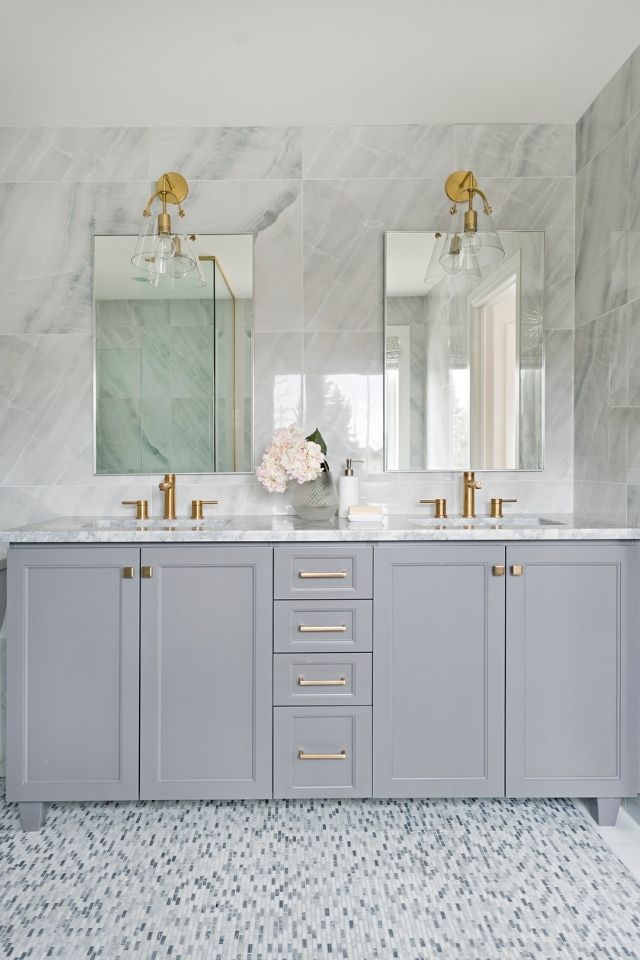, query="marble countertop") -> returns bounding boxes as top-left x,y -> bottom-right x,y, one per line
1,514 -> 639,543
